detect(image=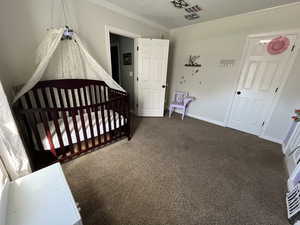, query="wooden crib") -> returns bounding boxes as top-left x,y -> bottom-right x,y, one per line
14,79 -> 130,170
